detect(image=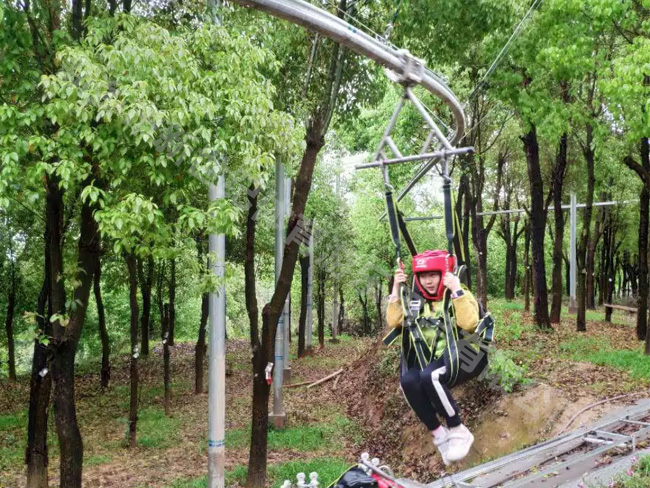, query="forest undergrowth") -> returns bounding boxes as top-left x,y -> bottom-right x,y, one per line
1,299 -> 648,487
